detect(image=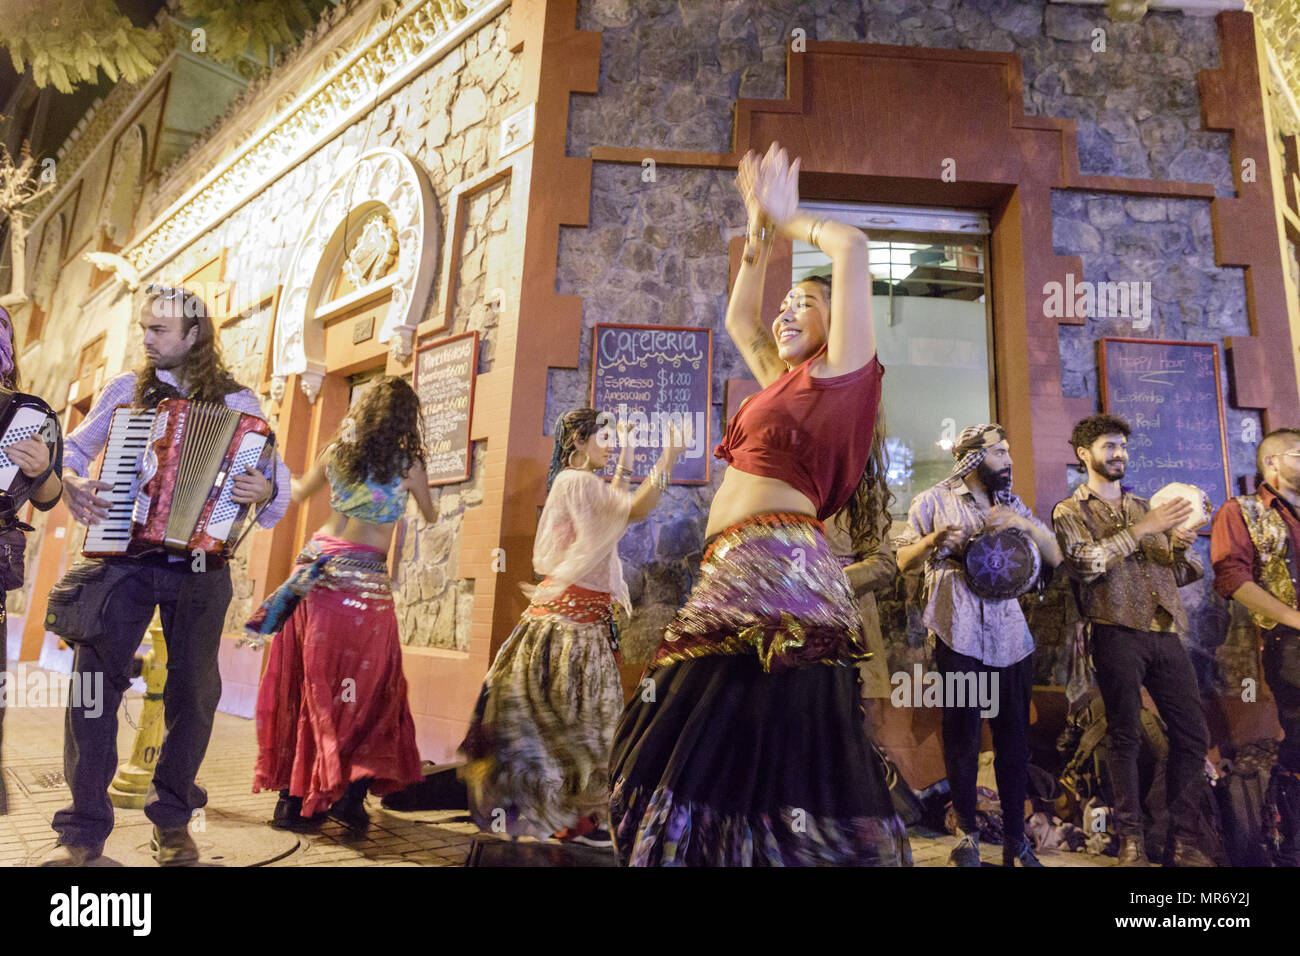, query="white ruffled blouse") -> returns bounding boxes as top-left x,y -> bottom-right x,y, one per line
526,468 -> 634,616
